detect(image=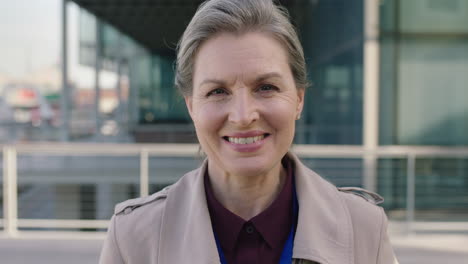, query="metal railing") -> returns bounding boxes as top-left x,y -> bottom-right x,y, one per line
1,143 -> 468,238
